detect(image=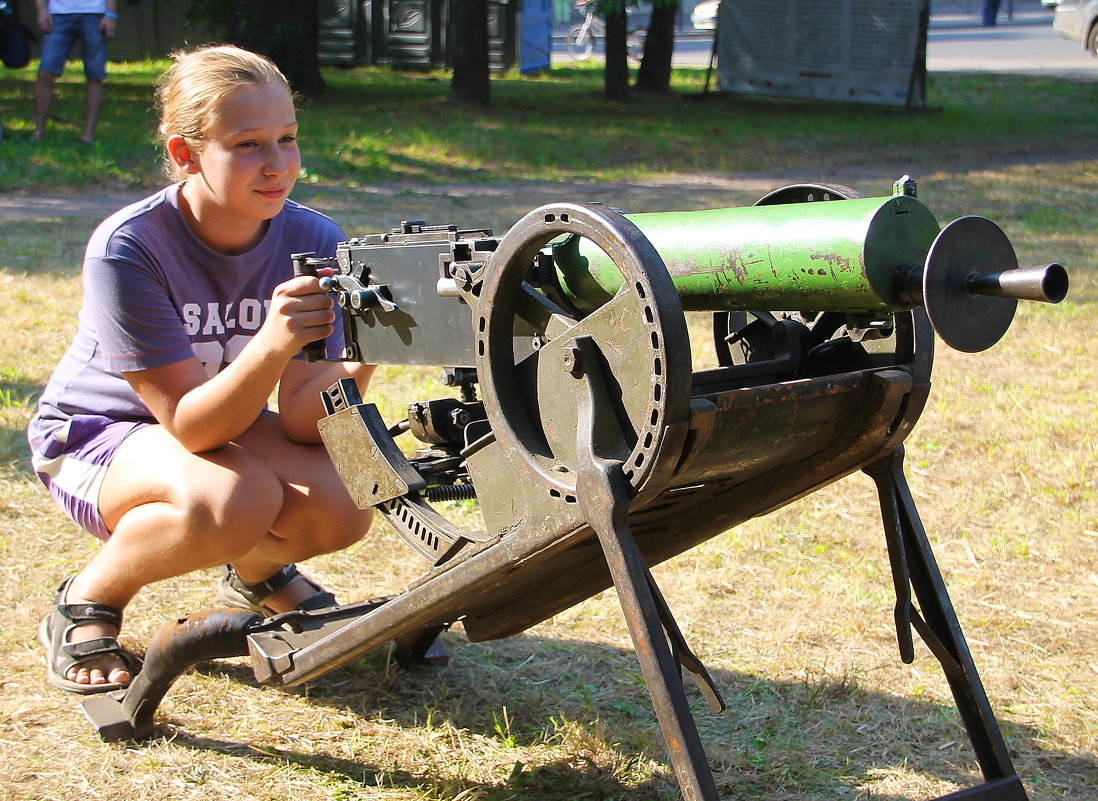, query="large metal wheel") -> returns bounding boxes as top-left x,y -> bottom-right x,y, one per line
475,202 -> 692,499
